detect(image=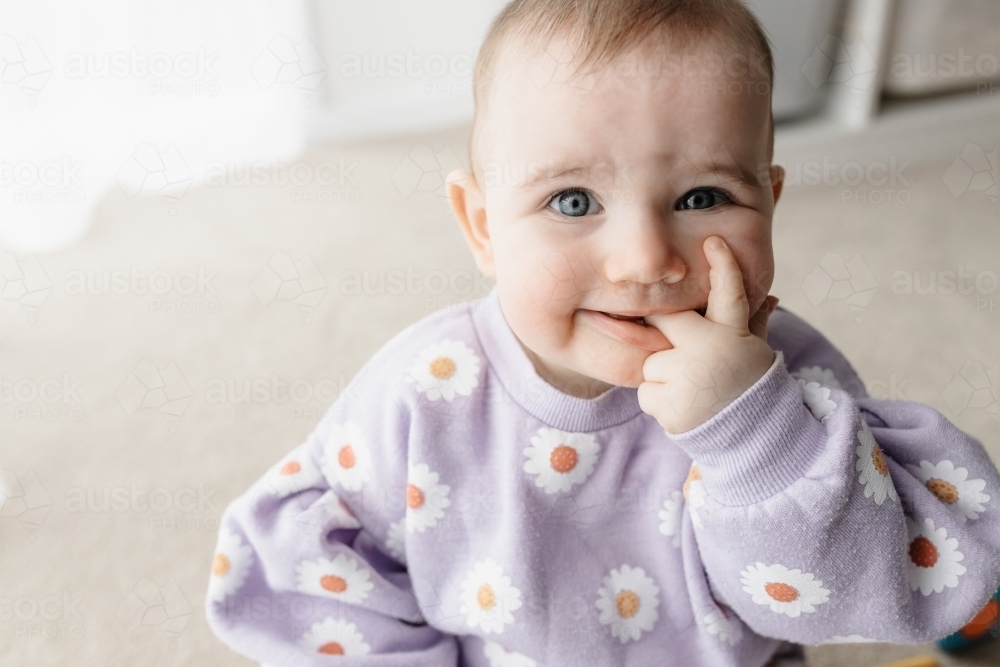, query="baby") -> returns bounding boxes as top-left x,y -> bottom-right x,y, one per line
206,1 -> 1000,665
